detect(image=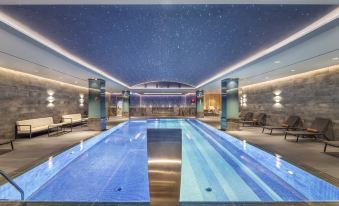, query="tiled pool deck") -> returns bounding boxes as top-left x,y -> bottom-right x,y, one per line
0,117 -> 338,206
